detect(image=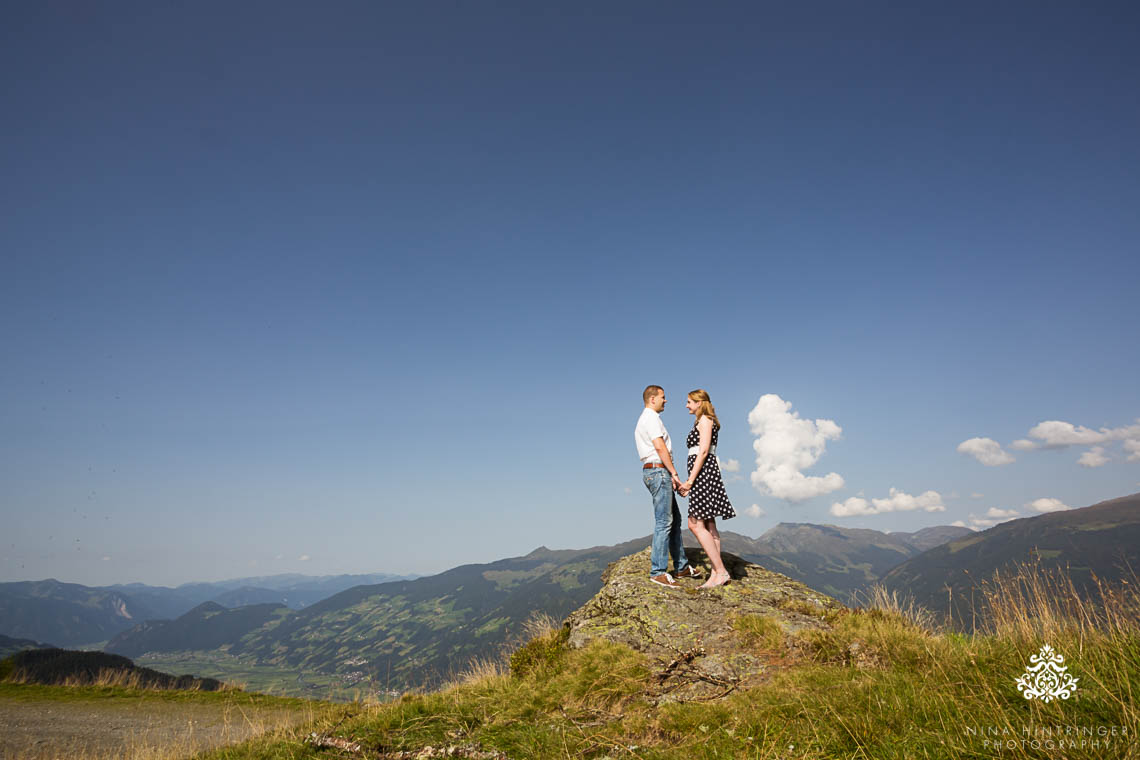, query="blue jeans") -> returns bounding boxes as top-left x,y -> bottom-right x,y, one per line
643,467 -> 690,576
